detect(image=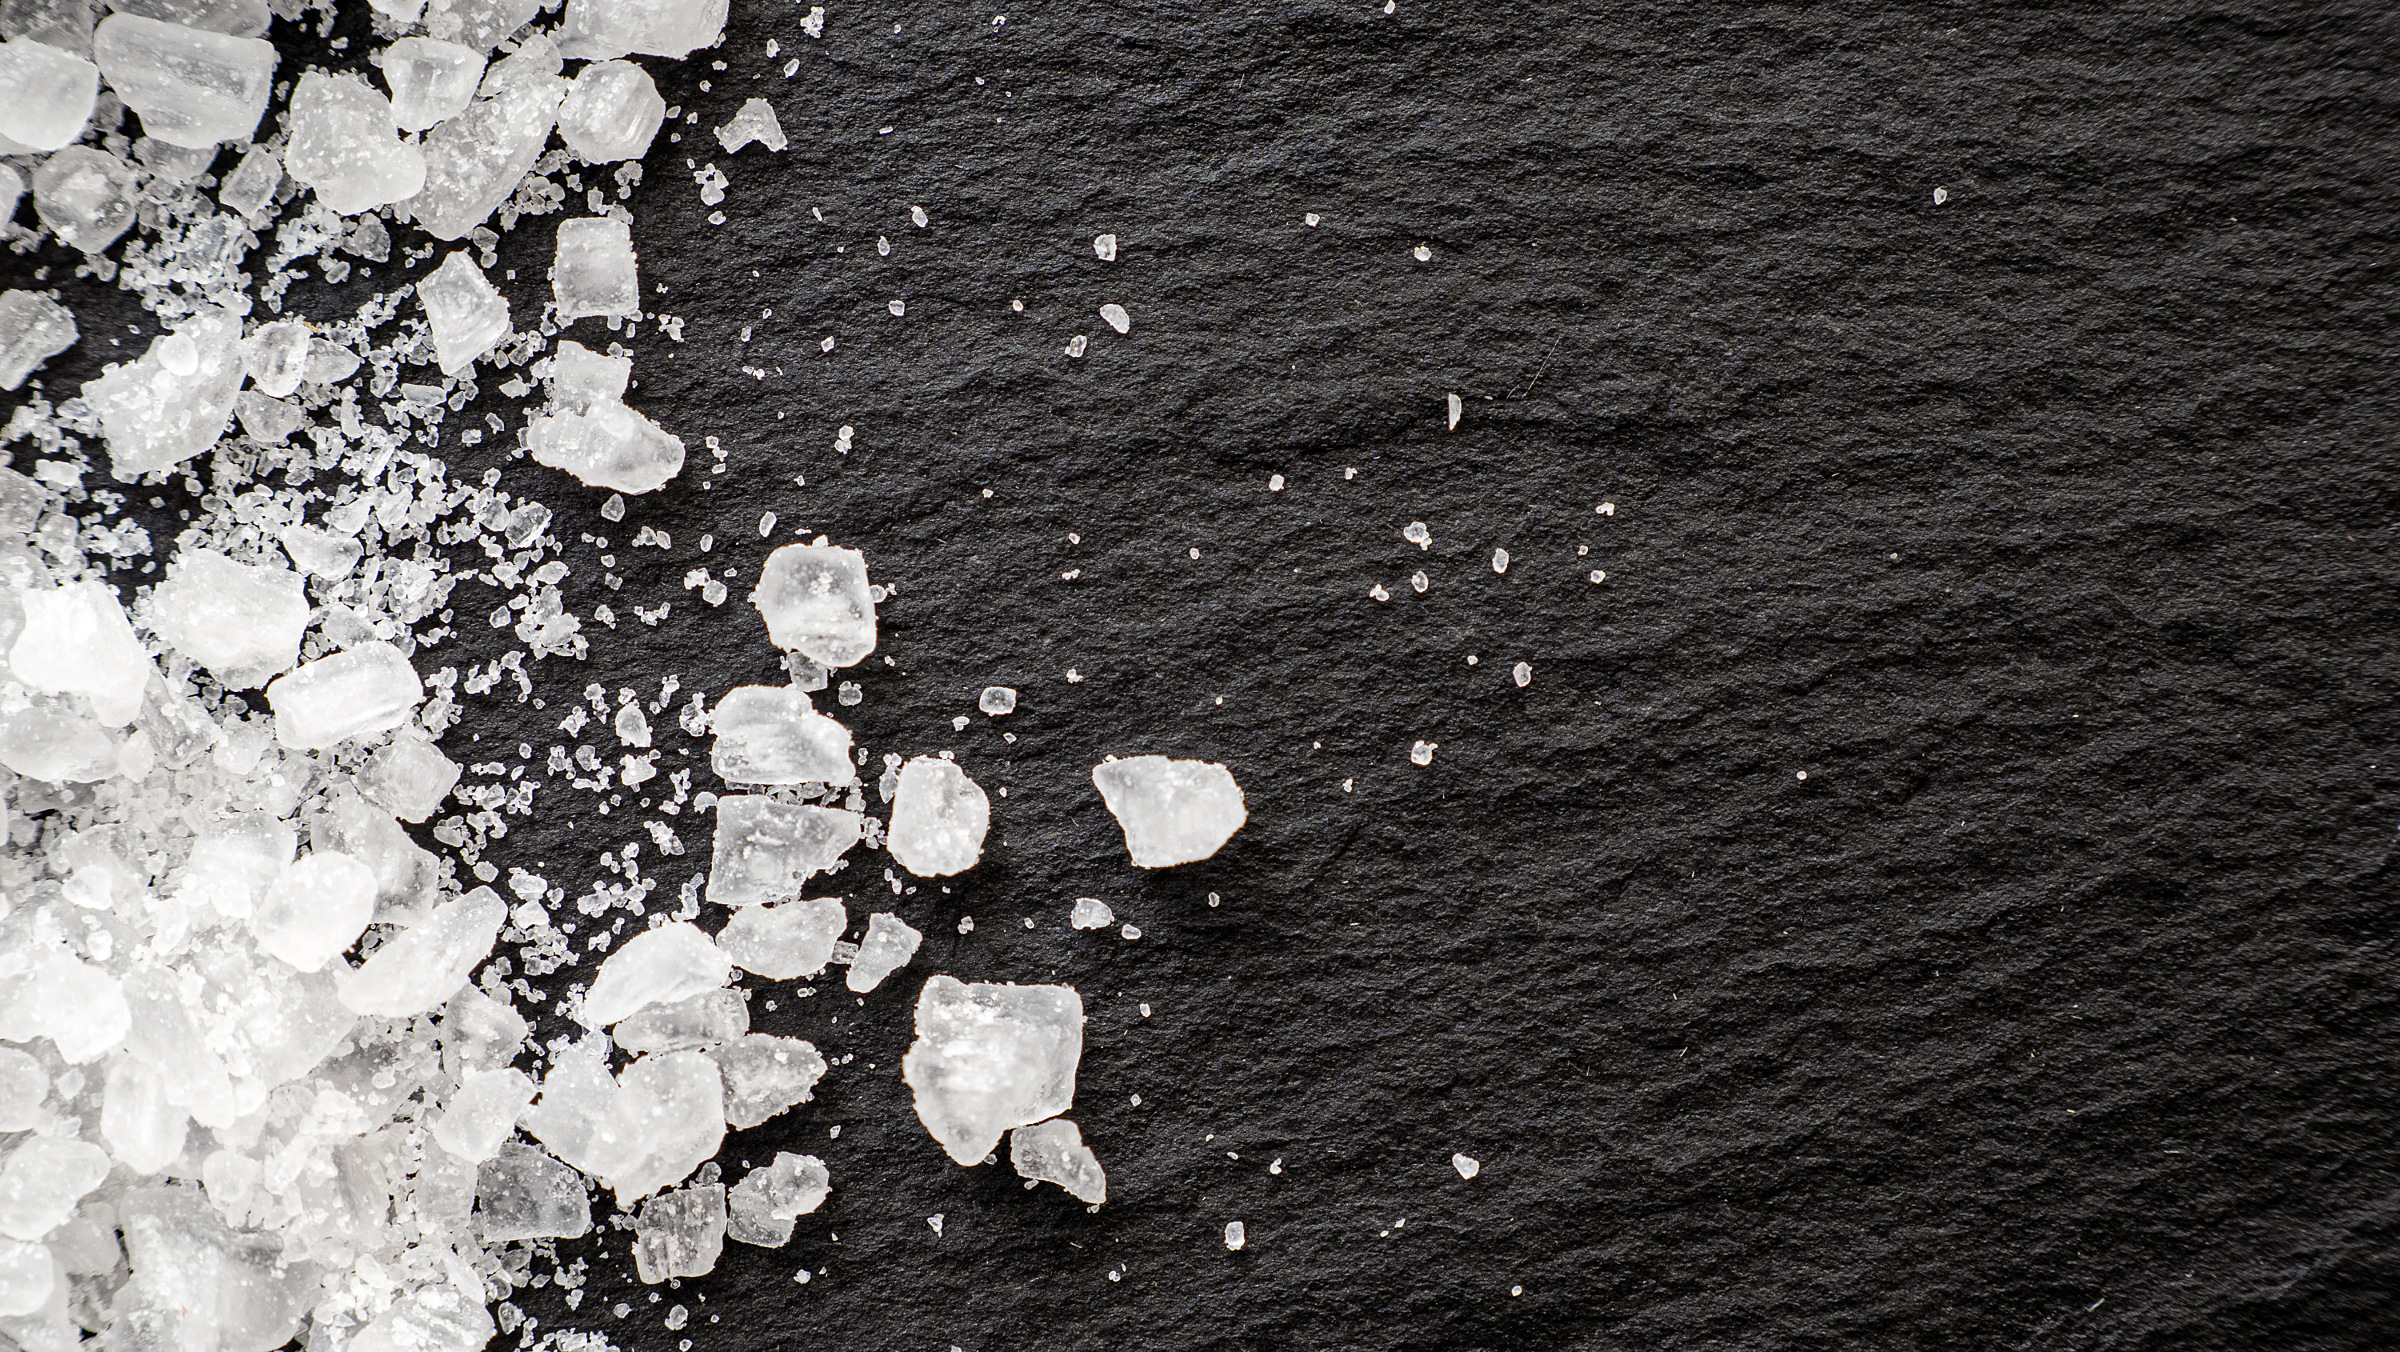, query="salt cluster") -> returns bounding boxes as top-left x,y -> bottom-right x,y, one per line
903,977 -> 1086,1166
